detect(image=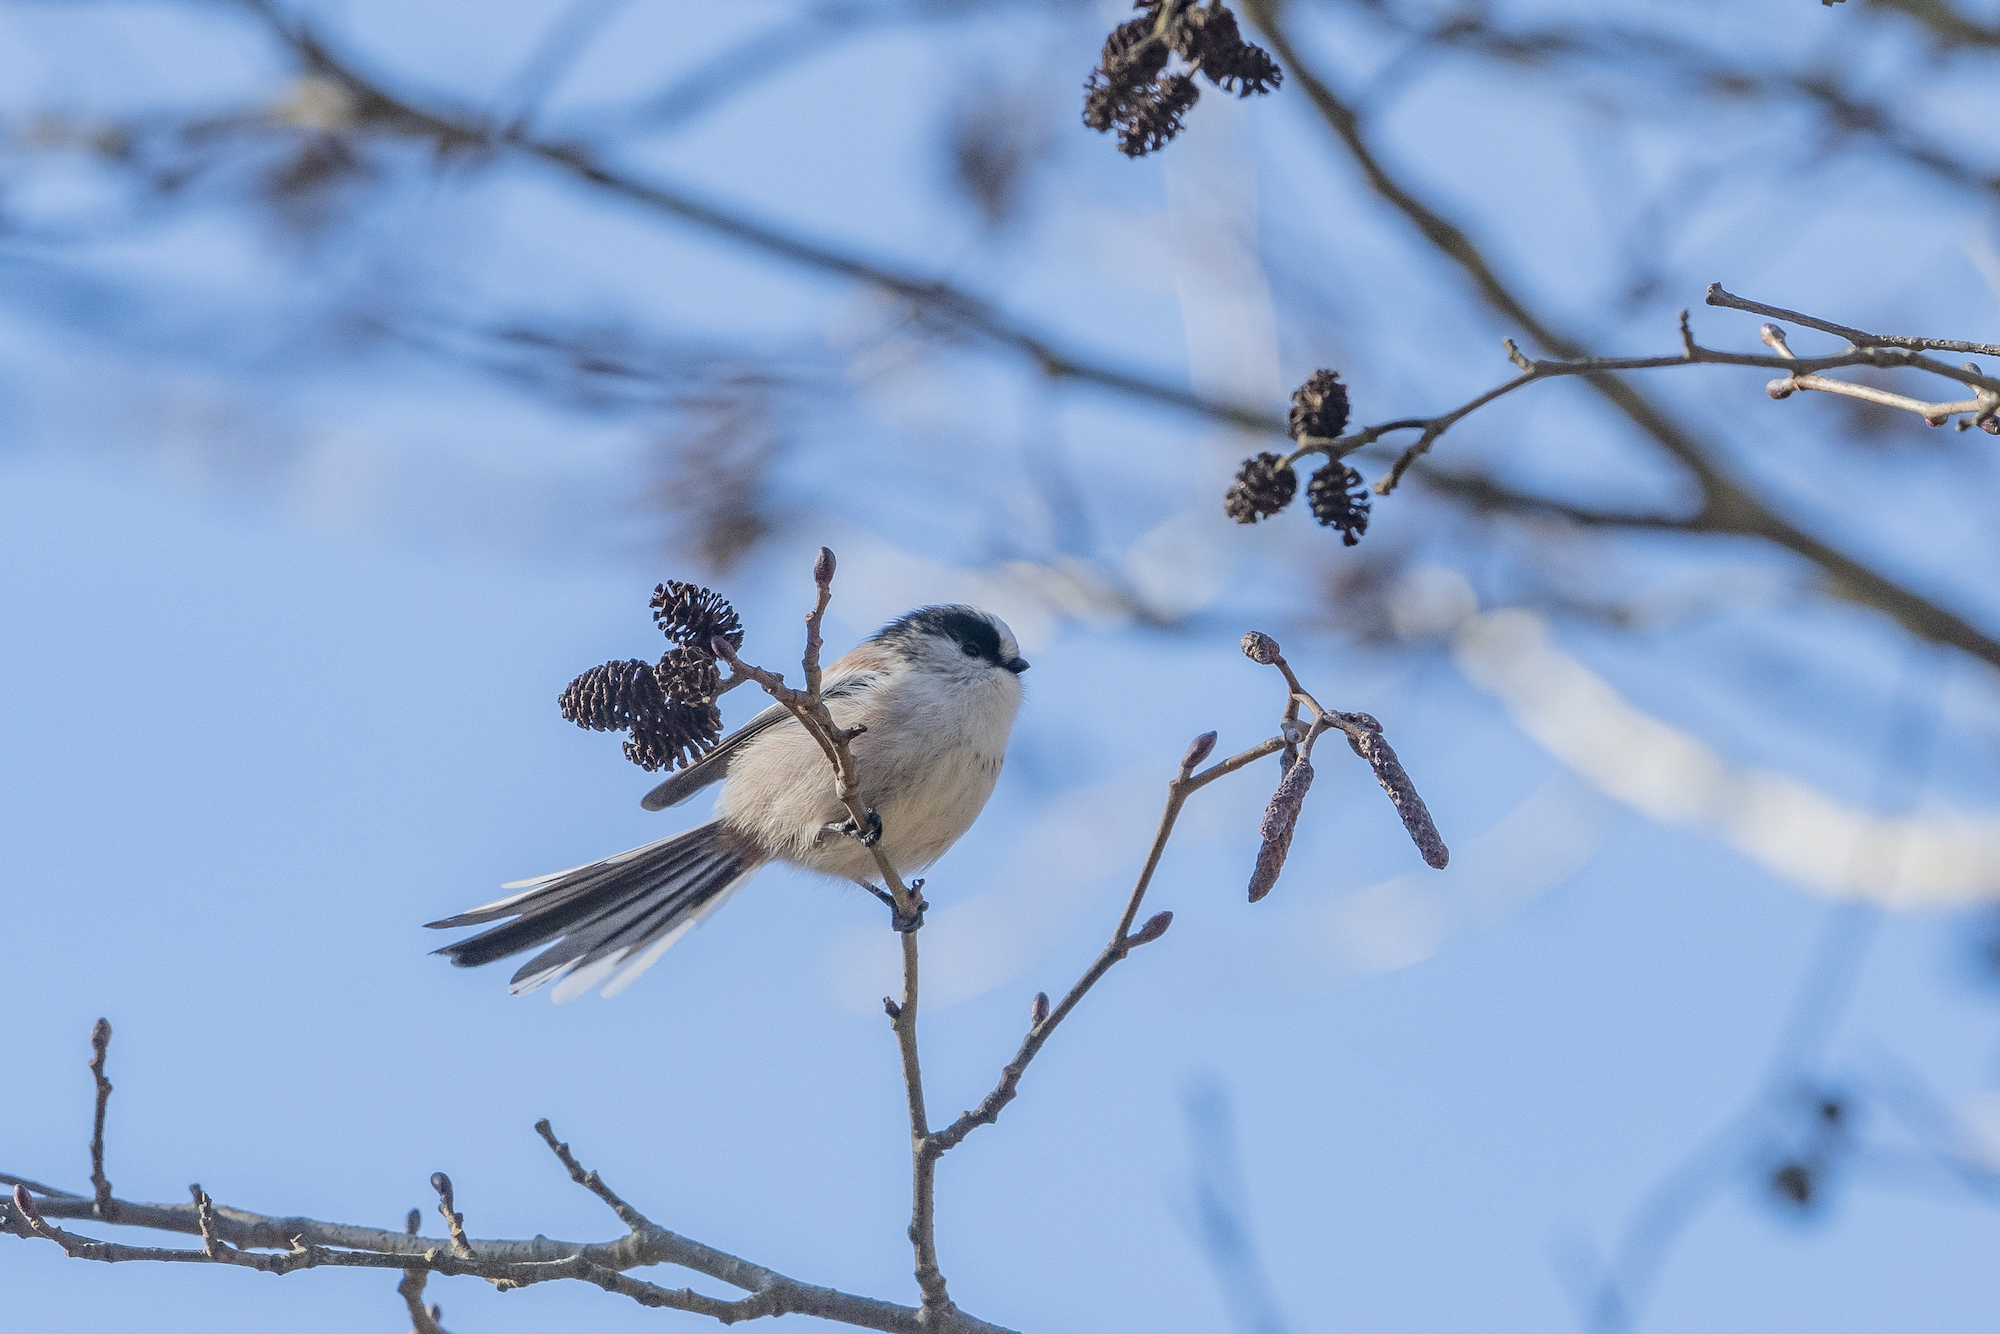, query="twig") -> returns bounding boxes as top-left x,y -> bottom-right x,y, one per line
7,1017 -> 1022,1328
534,1119 -> 651,1234
7,1173 -> 1017,1333
926,730 -> 1264,1156
1288,309 -> 2000,497
398,1206 -> 448,1334
1706,283 -> 2000,358
87,1018 -> 114,1221
428,1174 -> 472,1261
